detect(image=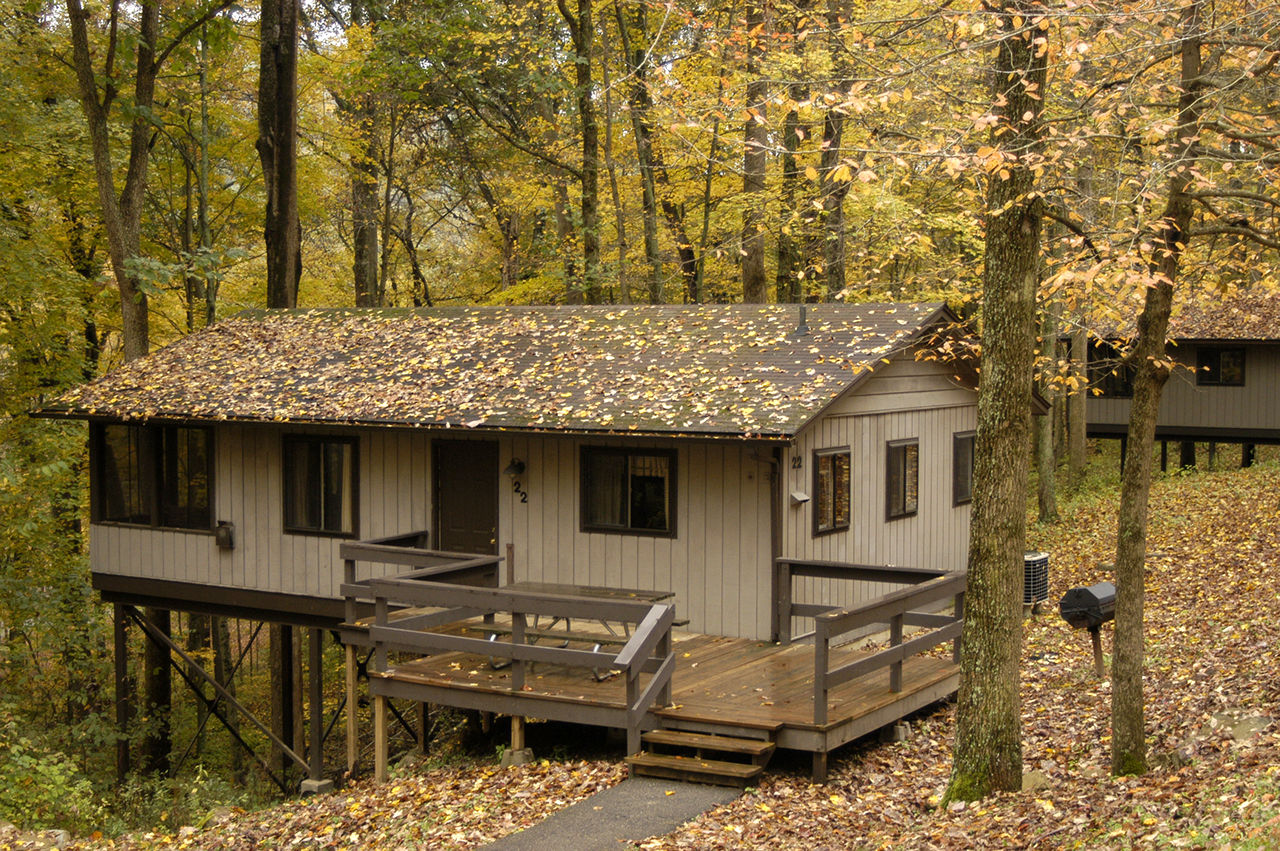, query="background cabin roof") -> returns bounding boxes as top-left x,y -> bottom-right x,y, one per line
1092,289 -> 1280,343
38,303 -> 959,438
